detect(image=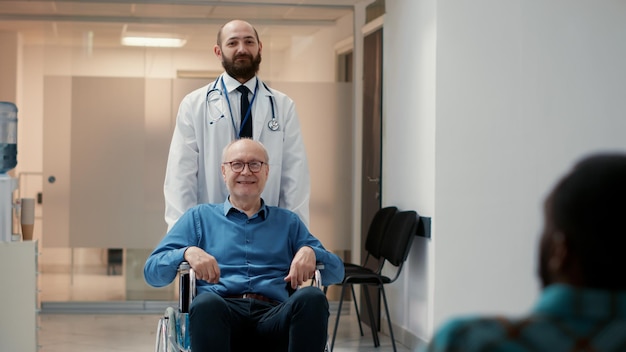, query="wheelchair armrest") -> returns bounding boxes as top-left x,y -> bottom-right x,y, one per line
312,262 -> 325,289
178,261 -> 195,313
